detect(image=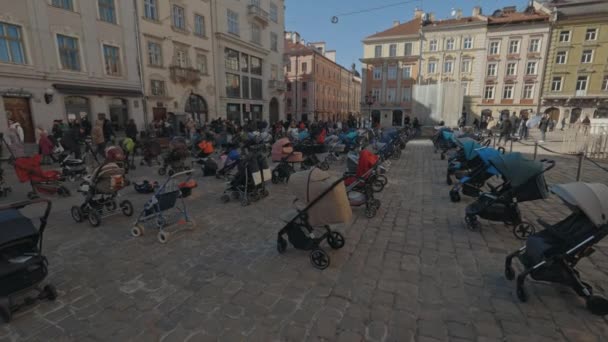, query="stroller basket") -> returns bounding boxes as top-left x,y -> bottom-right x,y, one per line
144,191 -> 179,216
